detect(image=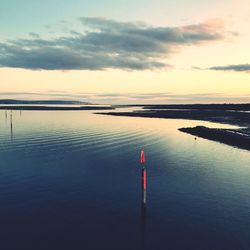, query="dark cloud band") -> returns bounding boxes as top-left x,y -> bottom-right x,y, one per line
208,64 -> 250,72
0,17 -> 225,71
